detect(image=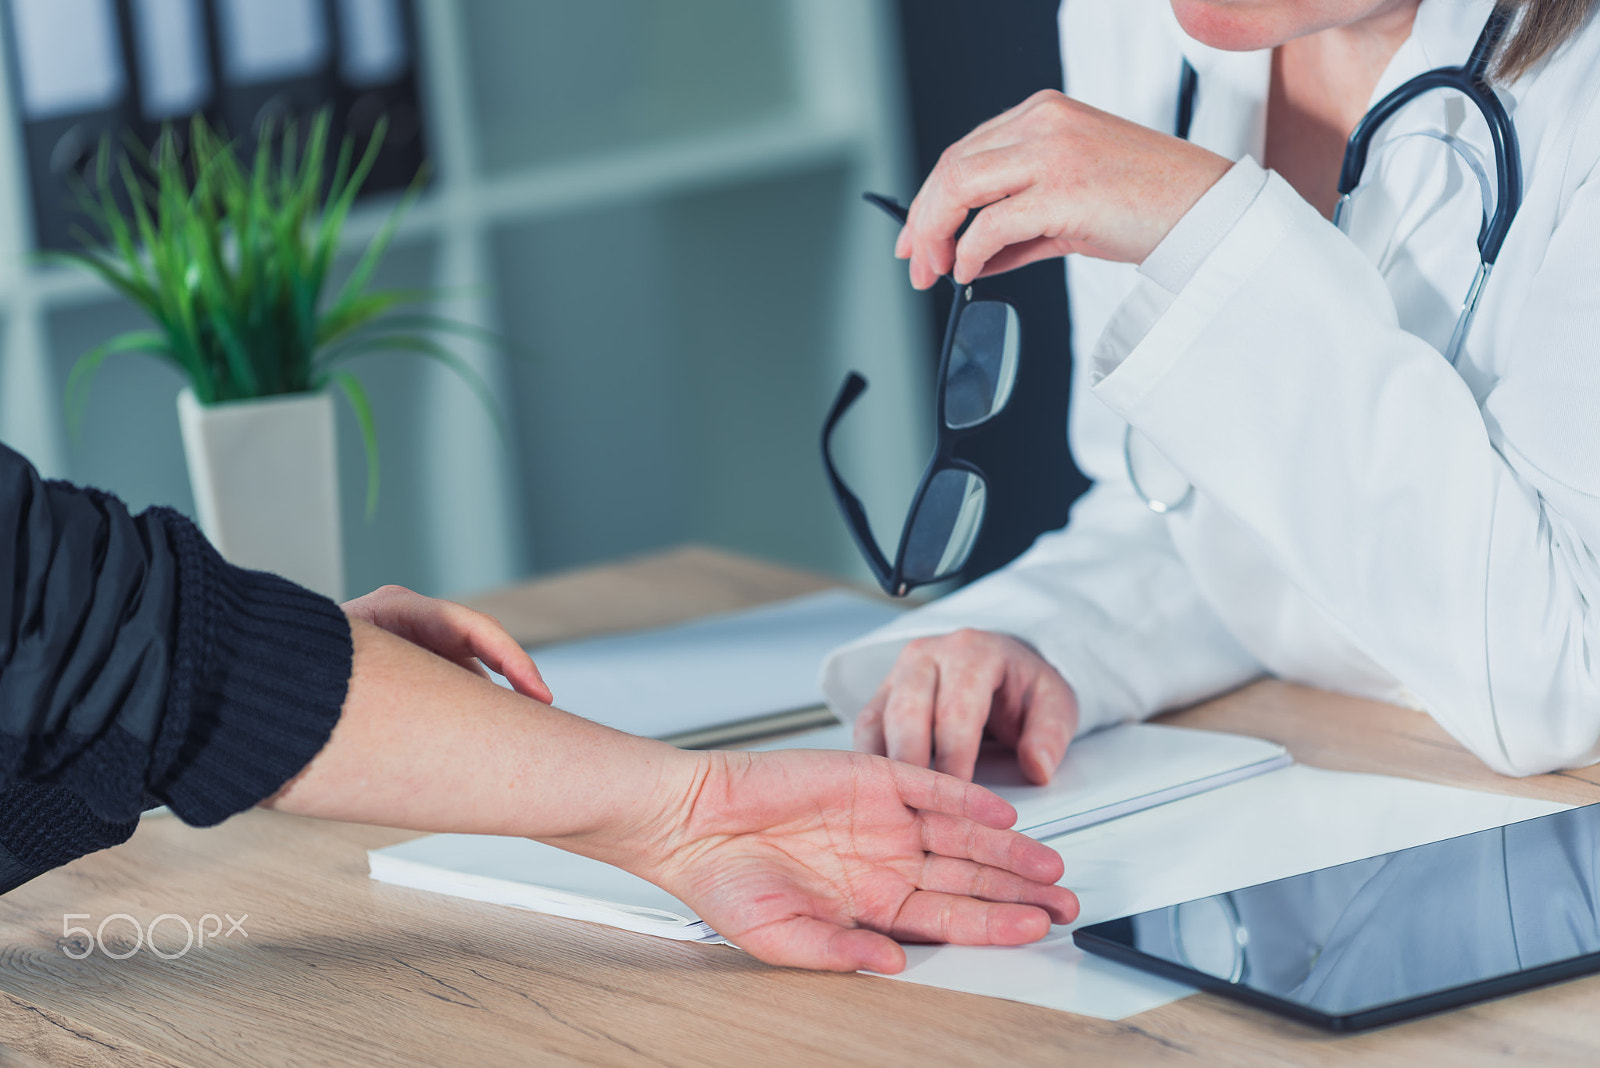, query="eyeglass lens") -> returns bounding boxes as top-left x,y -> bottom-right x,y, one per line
944,300 -> 1020,429
903,467 -> 987,583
